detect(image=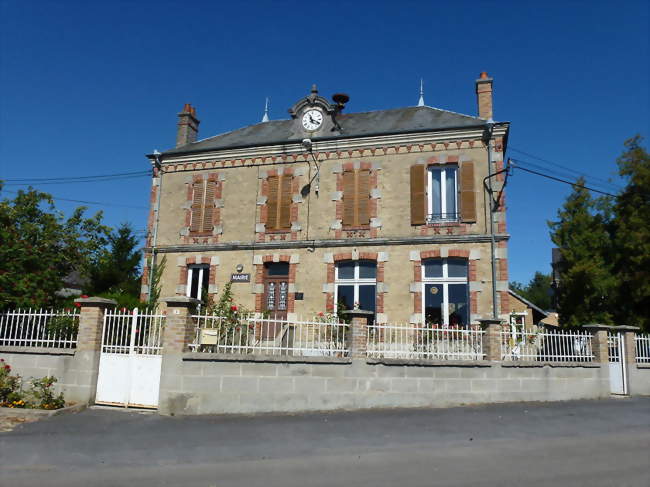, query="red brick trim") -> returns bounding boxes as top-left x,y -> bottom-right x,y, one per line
177,256 -> 218,300
326,253 -> 385,313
